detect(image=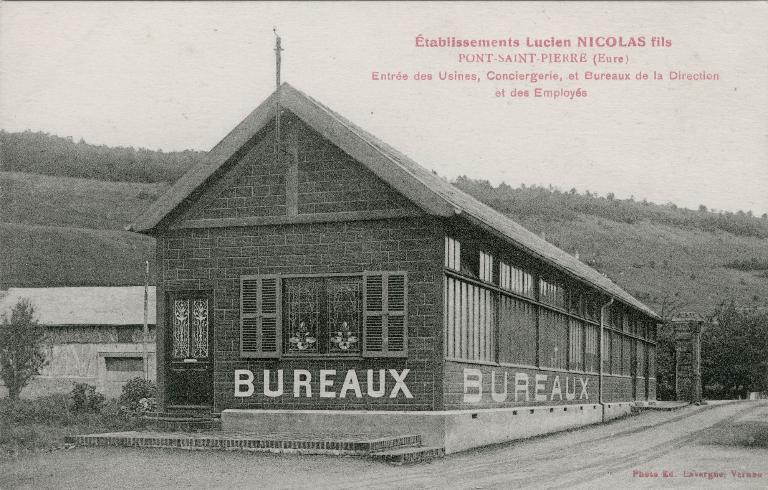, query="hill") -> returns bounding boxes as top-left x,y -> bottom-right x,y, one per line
1,222 -> 155,288
1,171 -> 169,230
1,130 -> 202,183
1,141 -> 767,317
